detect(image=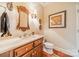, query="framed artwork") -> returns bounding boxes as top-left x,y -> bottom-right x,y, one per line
49,10 -> 66,28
